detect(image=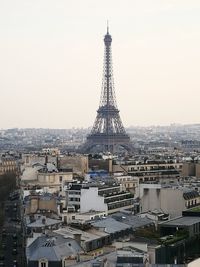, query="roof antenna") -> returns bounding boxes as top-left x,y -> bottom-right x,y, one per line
107,20 -> 109,34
